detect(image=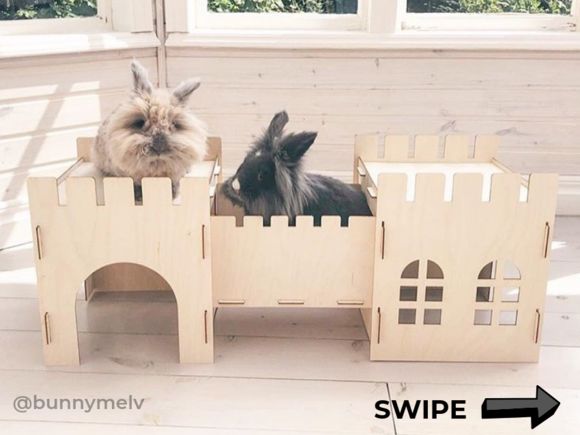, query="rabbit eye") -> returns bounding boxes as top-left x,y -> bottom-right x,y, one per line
131,118 -> 146,130
172,120 -> 183,130
257,172 -> 264,182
